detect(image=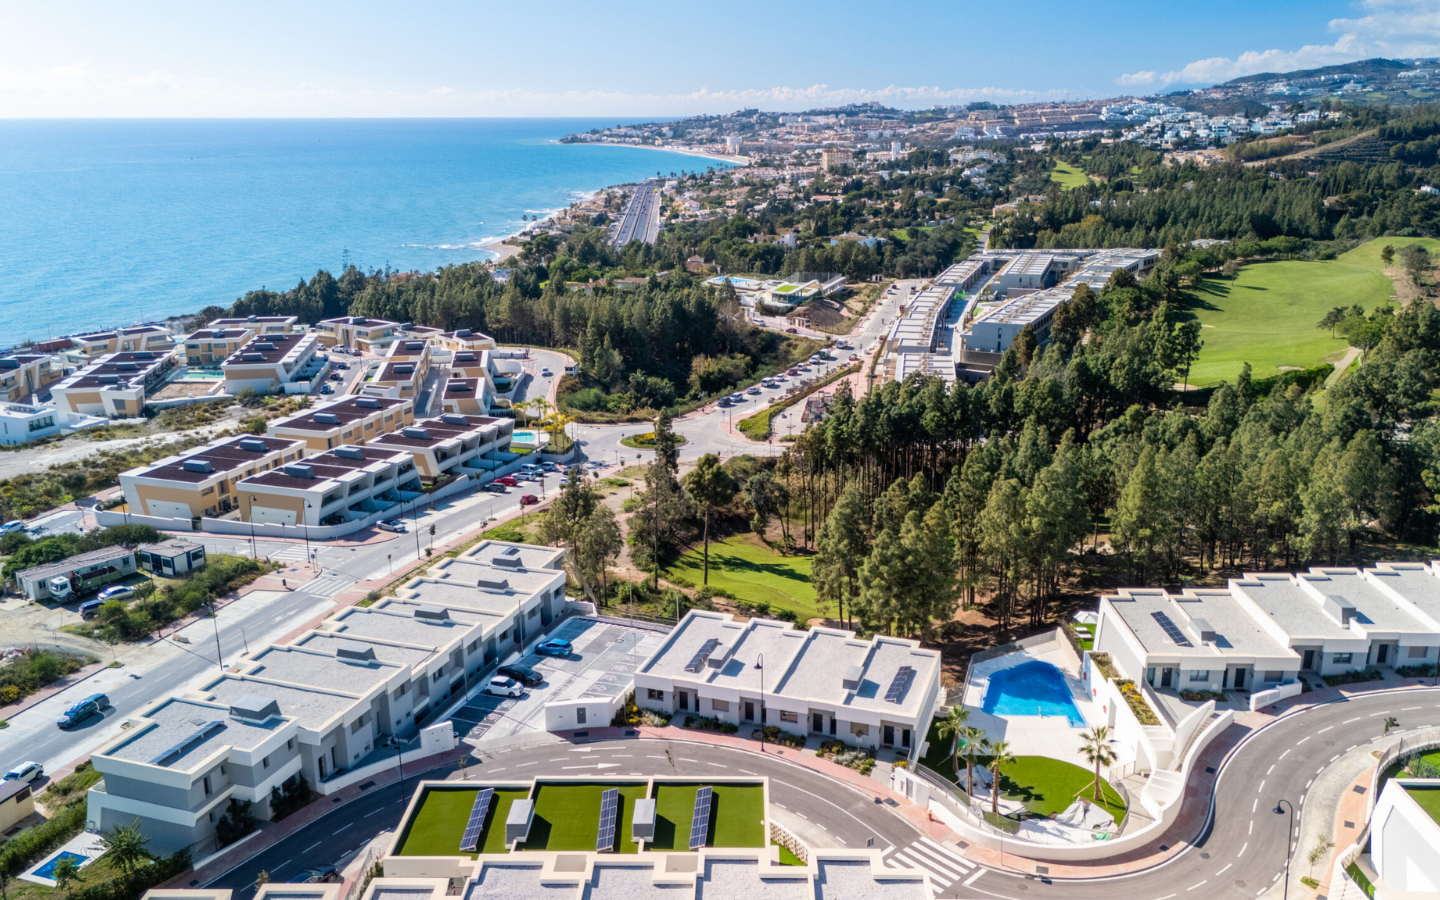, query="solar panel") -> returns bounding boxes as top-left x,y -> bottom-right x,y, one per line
596,788 -> 619,852
688,786 -> 713,850
458,788 -> 495,852
884,666 -> 914,703
1150,611 -> 1192,647
685,638 -> 722,673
